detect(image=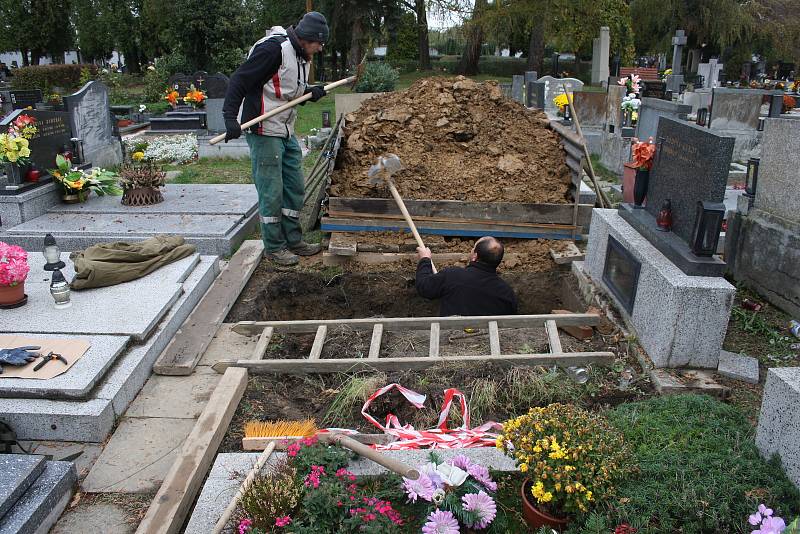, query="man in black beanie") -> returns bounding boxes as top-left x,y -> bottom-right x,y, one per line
222,12 -> 330,265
